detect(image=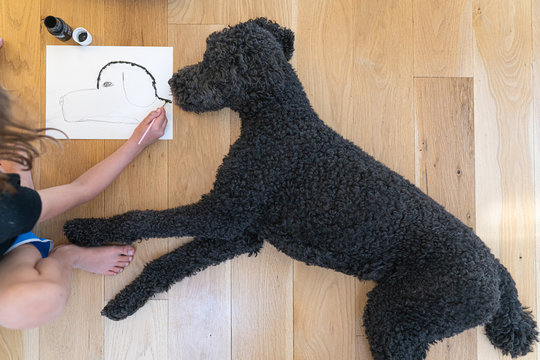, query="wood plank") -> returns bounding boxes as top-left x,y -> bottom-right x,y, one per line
352,1 -> 414,359
353,1 -> 414,190
415,77 -> 477,360
232,244 -> 293,360
413,0 -> 473,77
295,1 -> 356,359
0,0 -> 42,358
532,1 -> 540,360
168,0 -> 229,25
104,300 -> 167,360
38,1 -> 106,359
0,327 -> 38,360
23,328 -> 39,360
473,0 -> 536,359
472,8 -> 503,359
168,252 -> 231,359
294,265 -> 356,359
168,0 -> 294,27
167,24 -> 232,360
0,328 -> 23,360
415,78 -> 475,228
101,0 -> 169,304
228,0 -> 294,27
0,0 -> 41,118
